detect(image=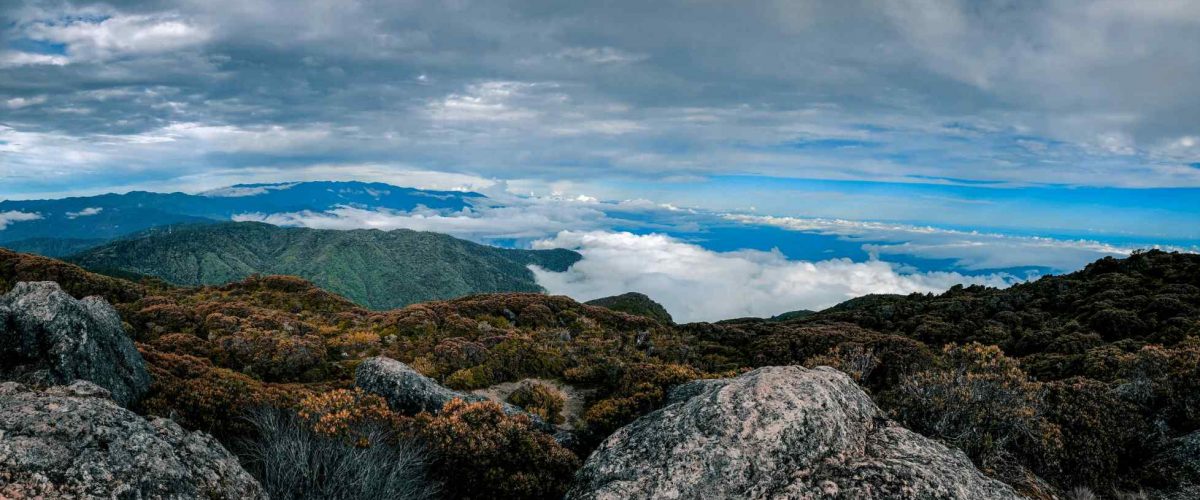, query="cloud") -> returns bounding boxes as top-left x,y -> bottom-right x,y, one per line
20,13 -> 211,63
0,211 -> 42,230
726,214 -> 1147,272
530,231 -> 1017,323
0,51 -> 68,67
553,46 -> 648,65
65,207 -> 102,218
3,96 -> 46,109
1,0 -> 1199,240
231,197 -> 614,241
201,182 -> 298,197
